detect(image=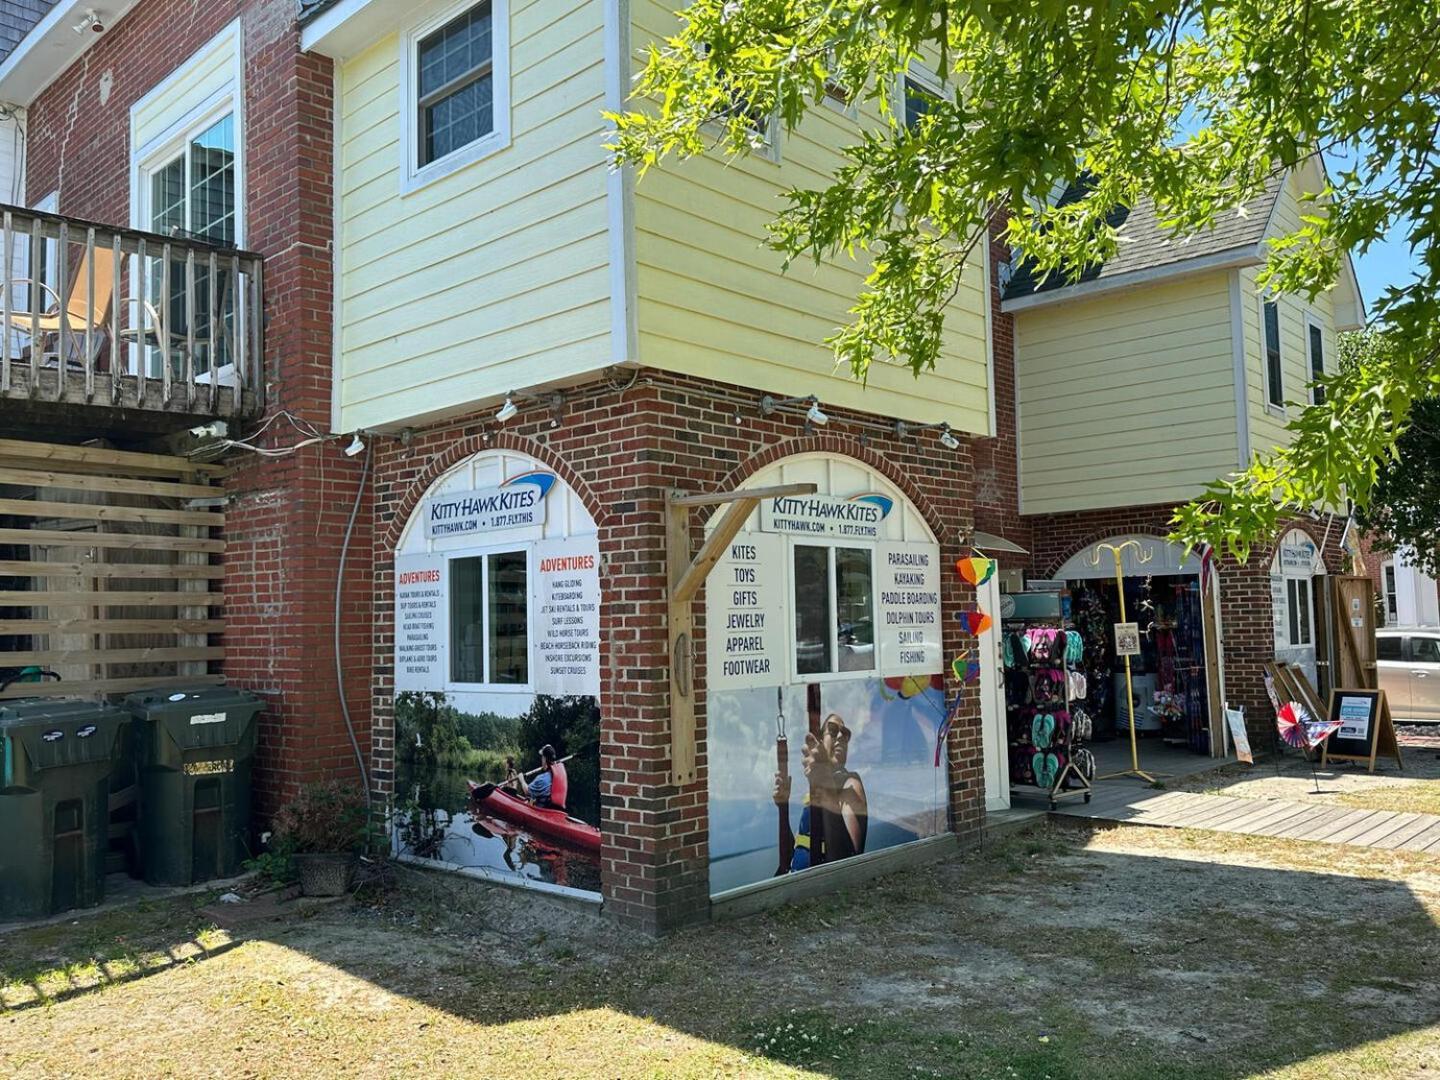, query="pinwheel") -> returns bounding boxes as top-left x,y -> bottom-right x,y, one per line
955,610 -> 993,636
1275,701 -> 1343,750
1274,700 -> 1344,793
955,556 -> 996,586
